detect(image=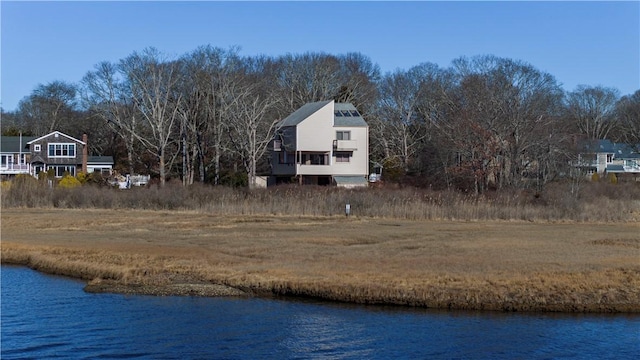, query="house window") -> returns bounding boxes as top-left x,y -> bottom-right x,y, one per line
299,152 -> 329,165
34,144 -> 41,152
335,152 -> 351,163
310,153 -> 328,165
279,152 -> 294,165
336,131 -> 351,141
48,165 -> 76,177
48,143 -> 76,158
335,110 -> 359,117
606,154 -> 613,163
